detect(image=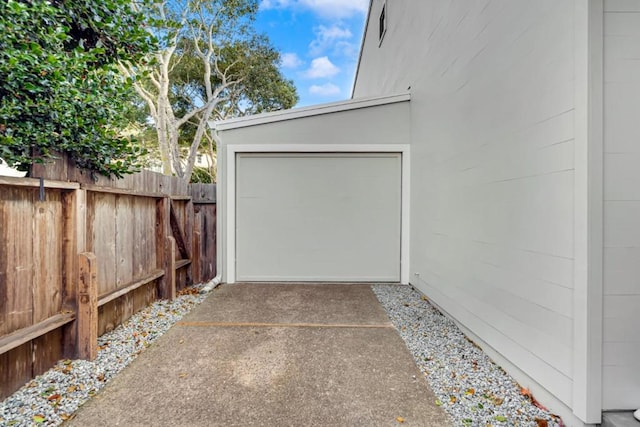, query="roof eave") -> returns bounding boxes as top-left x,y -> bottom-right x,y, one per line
351,0 -> 374,99
212,93 -> 410,132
